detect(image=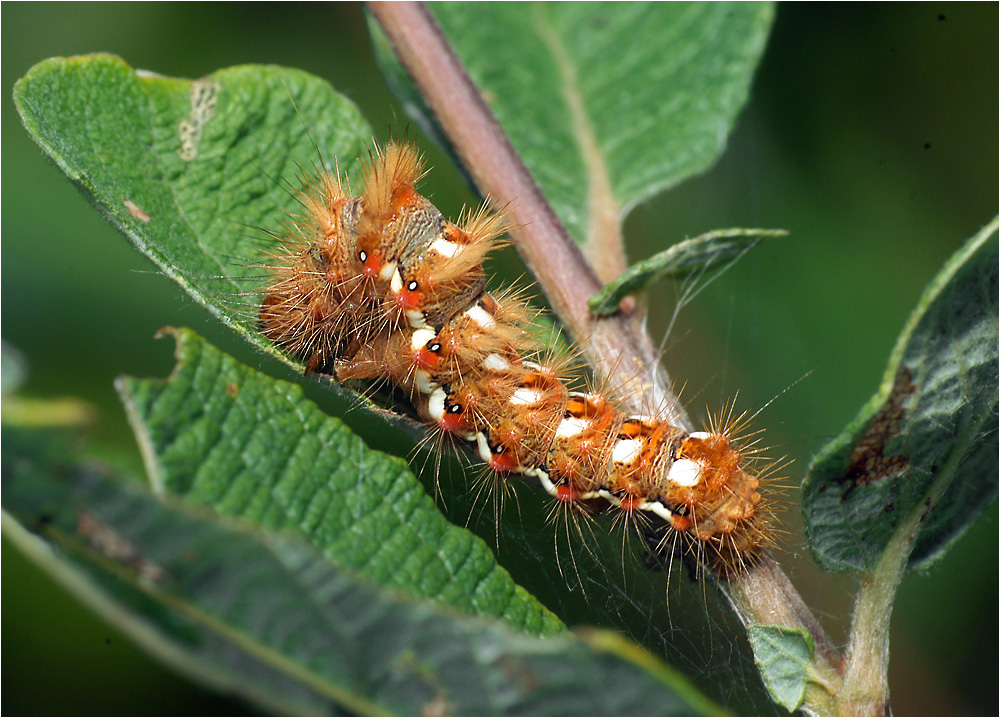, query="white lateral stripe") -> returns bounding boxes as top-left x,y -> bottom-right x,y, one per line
411,327 -> 436,351
688,431 -> 712,440
464,304 -> 496,329
427,388 -> 446,421
555,416 -> 589,439
533,468 -> 559,498
431,238 -> 463,257
510,387 -> 543,406
641,500 -> 674,523
414,370 -> 436,394
475,432 -> 492,464
667,458 -> 702,487
406,309 -> 426,329
611,438 -> 642,465
388,265 -> 403,289
482,353 -> 510,372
